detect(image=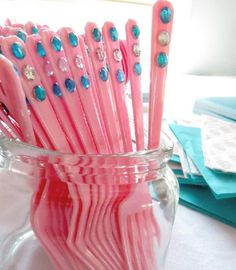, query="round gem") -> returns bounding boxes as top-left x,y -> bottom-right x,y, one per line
158,30 -> 170,46
160,7 -> 172,24
113,49 -> 122,62
51,36 -> 62,52
134,62 -> 142,76
133,43 -> 141,57
99,67 -> 108,81
68,32 -> 78,47
157,52 -> 168,68
32,25 -> 39,34
132,25 -> 140,39
44,61 -> 54,77
52,83 -> 62,97
36,42 -> 46,58
11,43 -> 25,59
23,65 -> 35,80
116,69 -> 125,83
16,31 -> 26,42
81,75 -> 90,89
109,27 -> 118,41
65,78 -> 76,93
75,55 -> 84,69
92,28 -> 102,42
58,57 -> 68,72
96,47 -> 105,62
34,85 -> 46,101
